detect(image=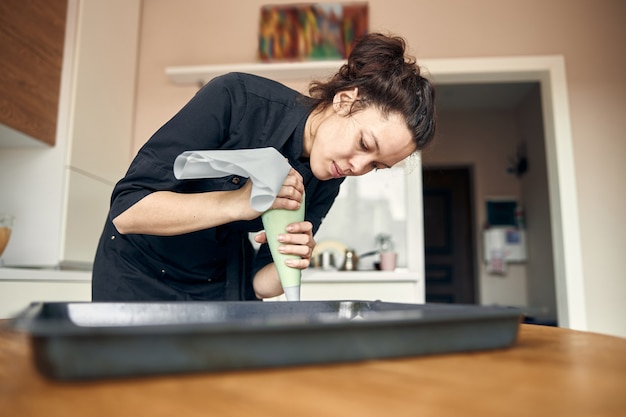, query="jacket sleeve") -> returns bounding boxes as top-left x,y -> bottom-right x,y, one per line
109,74 -> 244,220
